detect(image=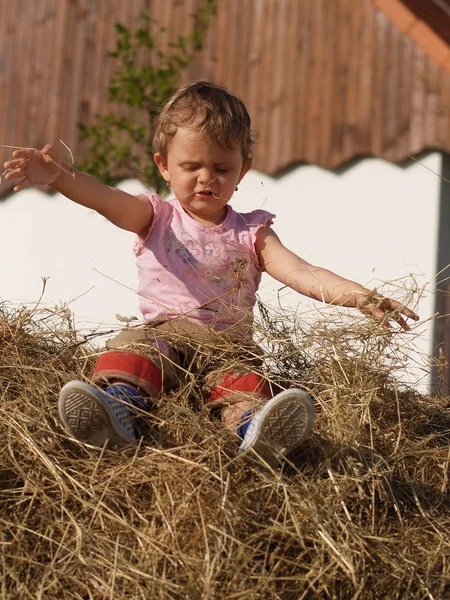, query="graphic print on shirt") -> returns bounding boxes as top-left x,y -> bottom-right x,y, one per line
165,226 -> 251,293
135,195 -> 274,329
